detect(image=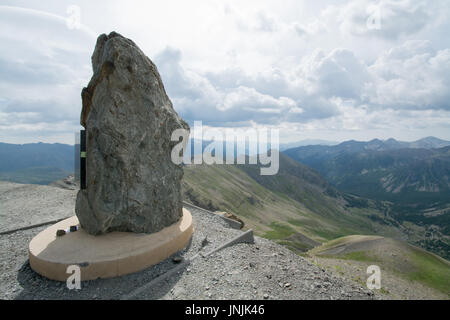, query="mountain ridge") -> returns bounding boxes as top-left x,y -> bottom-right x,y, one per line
1,139 -> 449,259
